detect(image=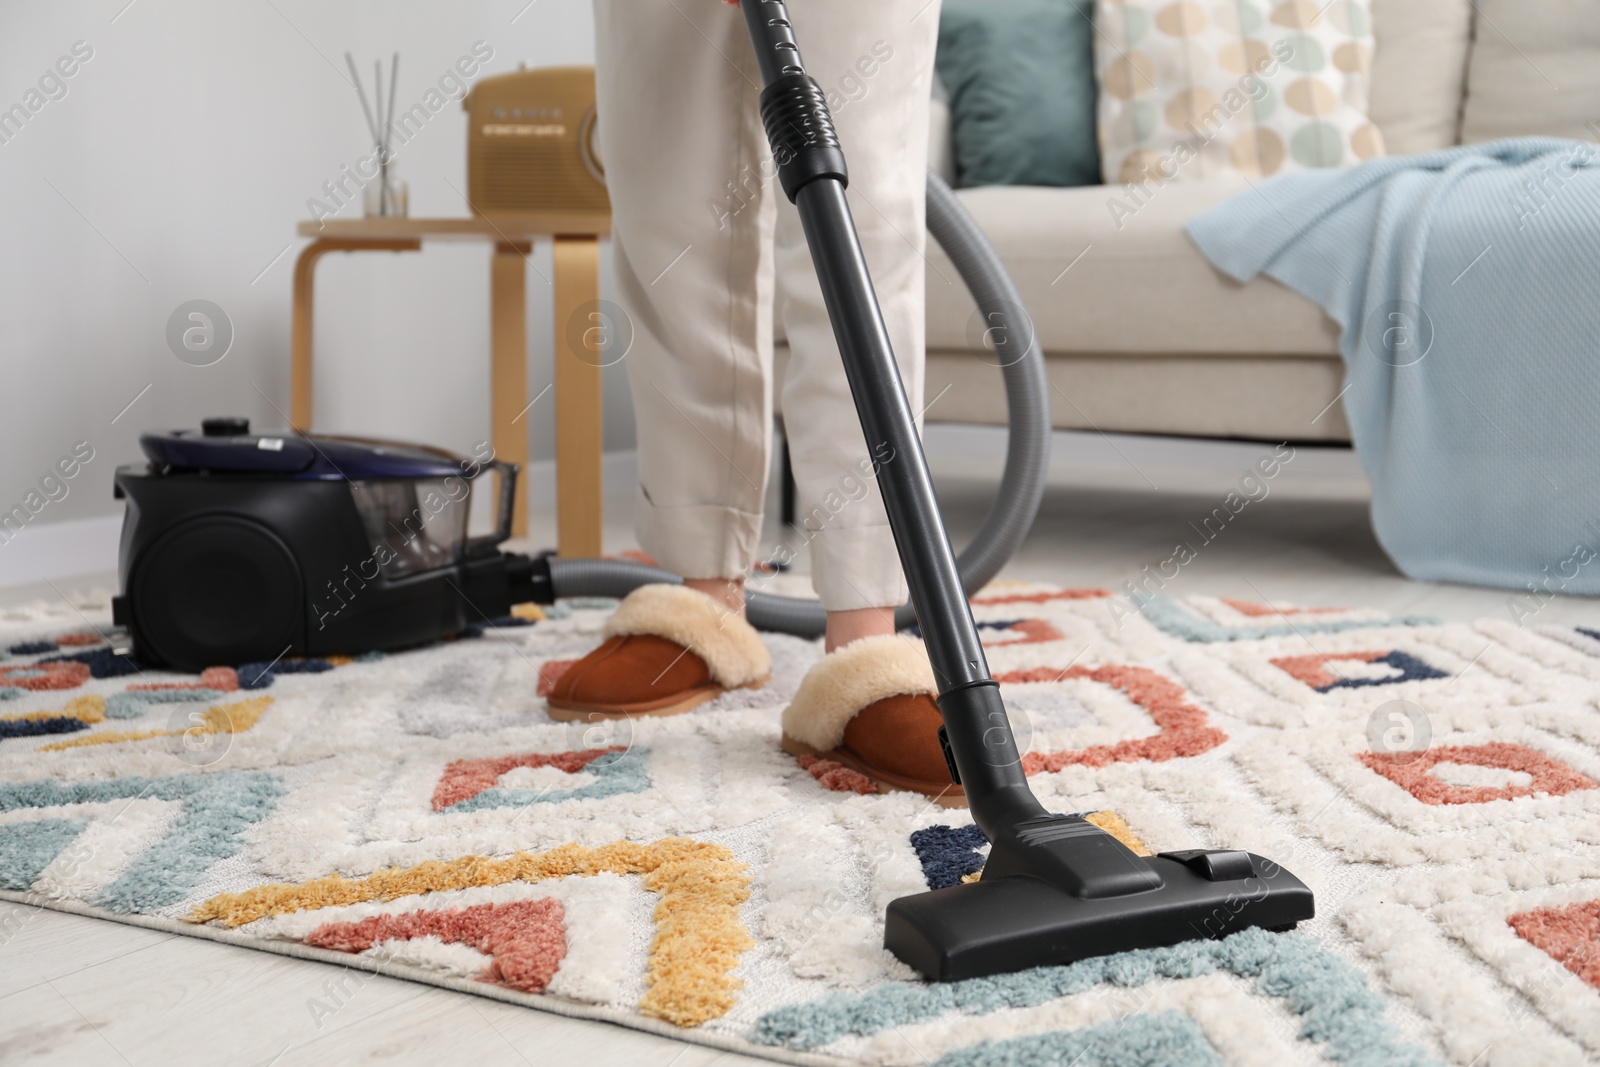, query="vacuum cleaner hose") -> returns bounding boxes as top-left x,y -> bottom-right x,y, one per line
547,170 -> 1050,638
